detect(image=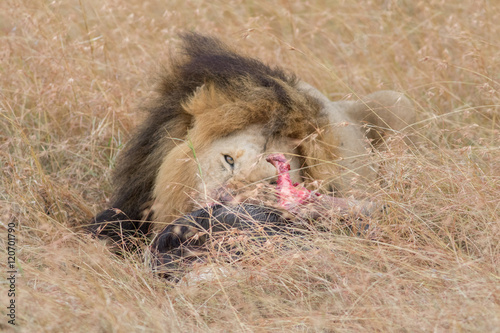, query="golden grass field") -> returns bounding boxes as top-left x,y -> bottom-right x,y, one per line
1,0 -> 499,331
